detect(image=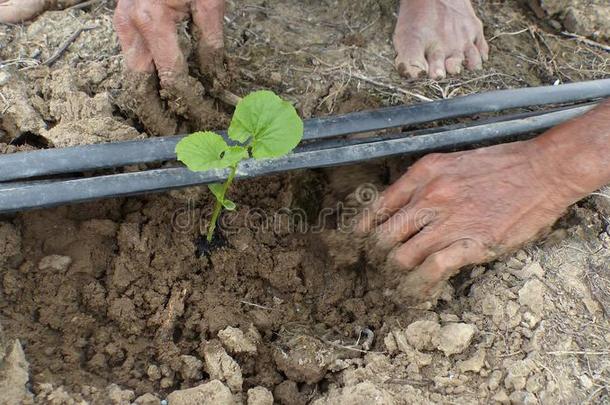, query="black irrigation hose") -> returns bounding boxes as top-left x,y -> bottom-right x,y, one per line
296,101 -> 599,153
0,104 -> 594,213
1,79 -> 609,183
